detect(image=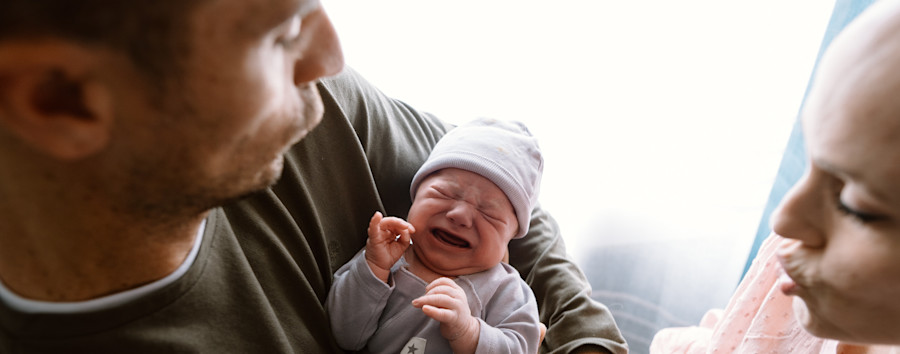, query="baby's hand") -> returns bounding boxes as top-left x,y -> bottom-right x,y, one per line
365,211 -> 415,283
412,277 -> 480,353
